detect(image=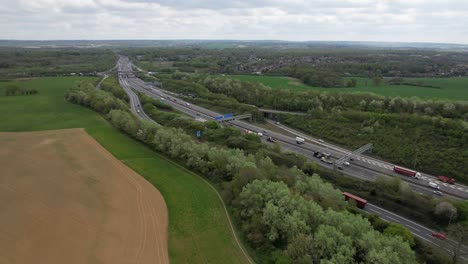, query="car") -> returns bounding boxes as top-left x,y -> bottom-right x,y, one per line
344,161 -> 350,166
275,121 -> 280,125
186,103 -> 190,106
137,109 -> 140,113
318,139 -> 324,143
267,137 -> 276,143
428,182 -> 440,189
433,190 -> 443,196
431,232 -> 446,240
